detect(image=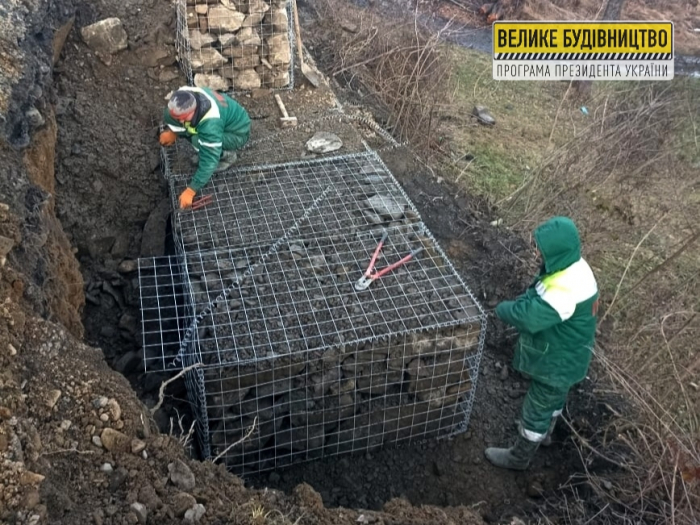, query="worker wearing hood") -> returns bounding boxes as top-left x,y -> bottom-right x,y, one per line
486,216 -> 599,470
